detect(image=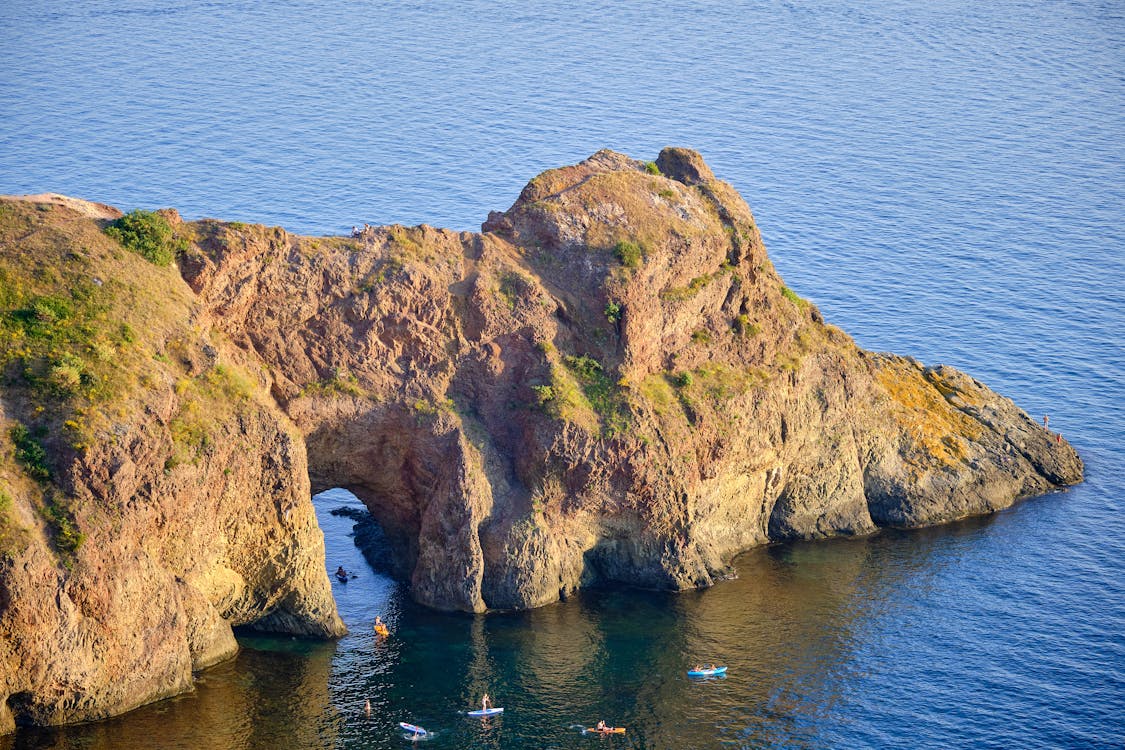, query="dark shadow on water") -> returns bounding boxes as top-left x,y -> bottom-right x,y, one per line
0,492 -> 1064,750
